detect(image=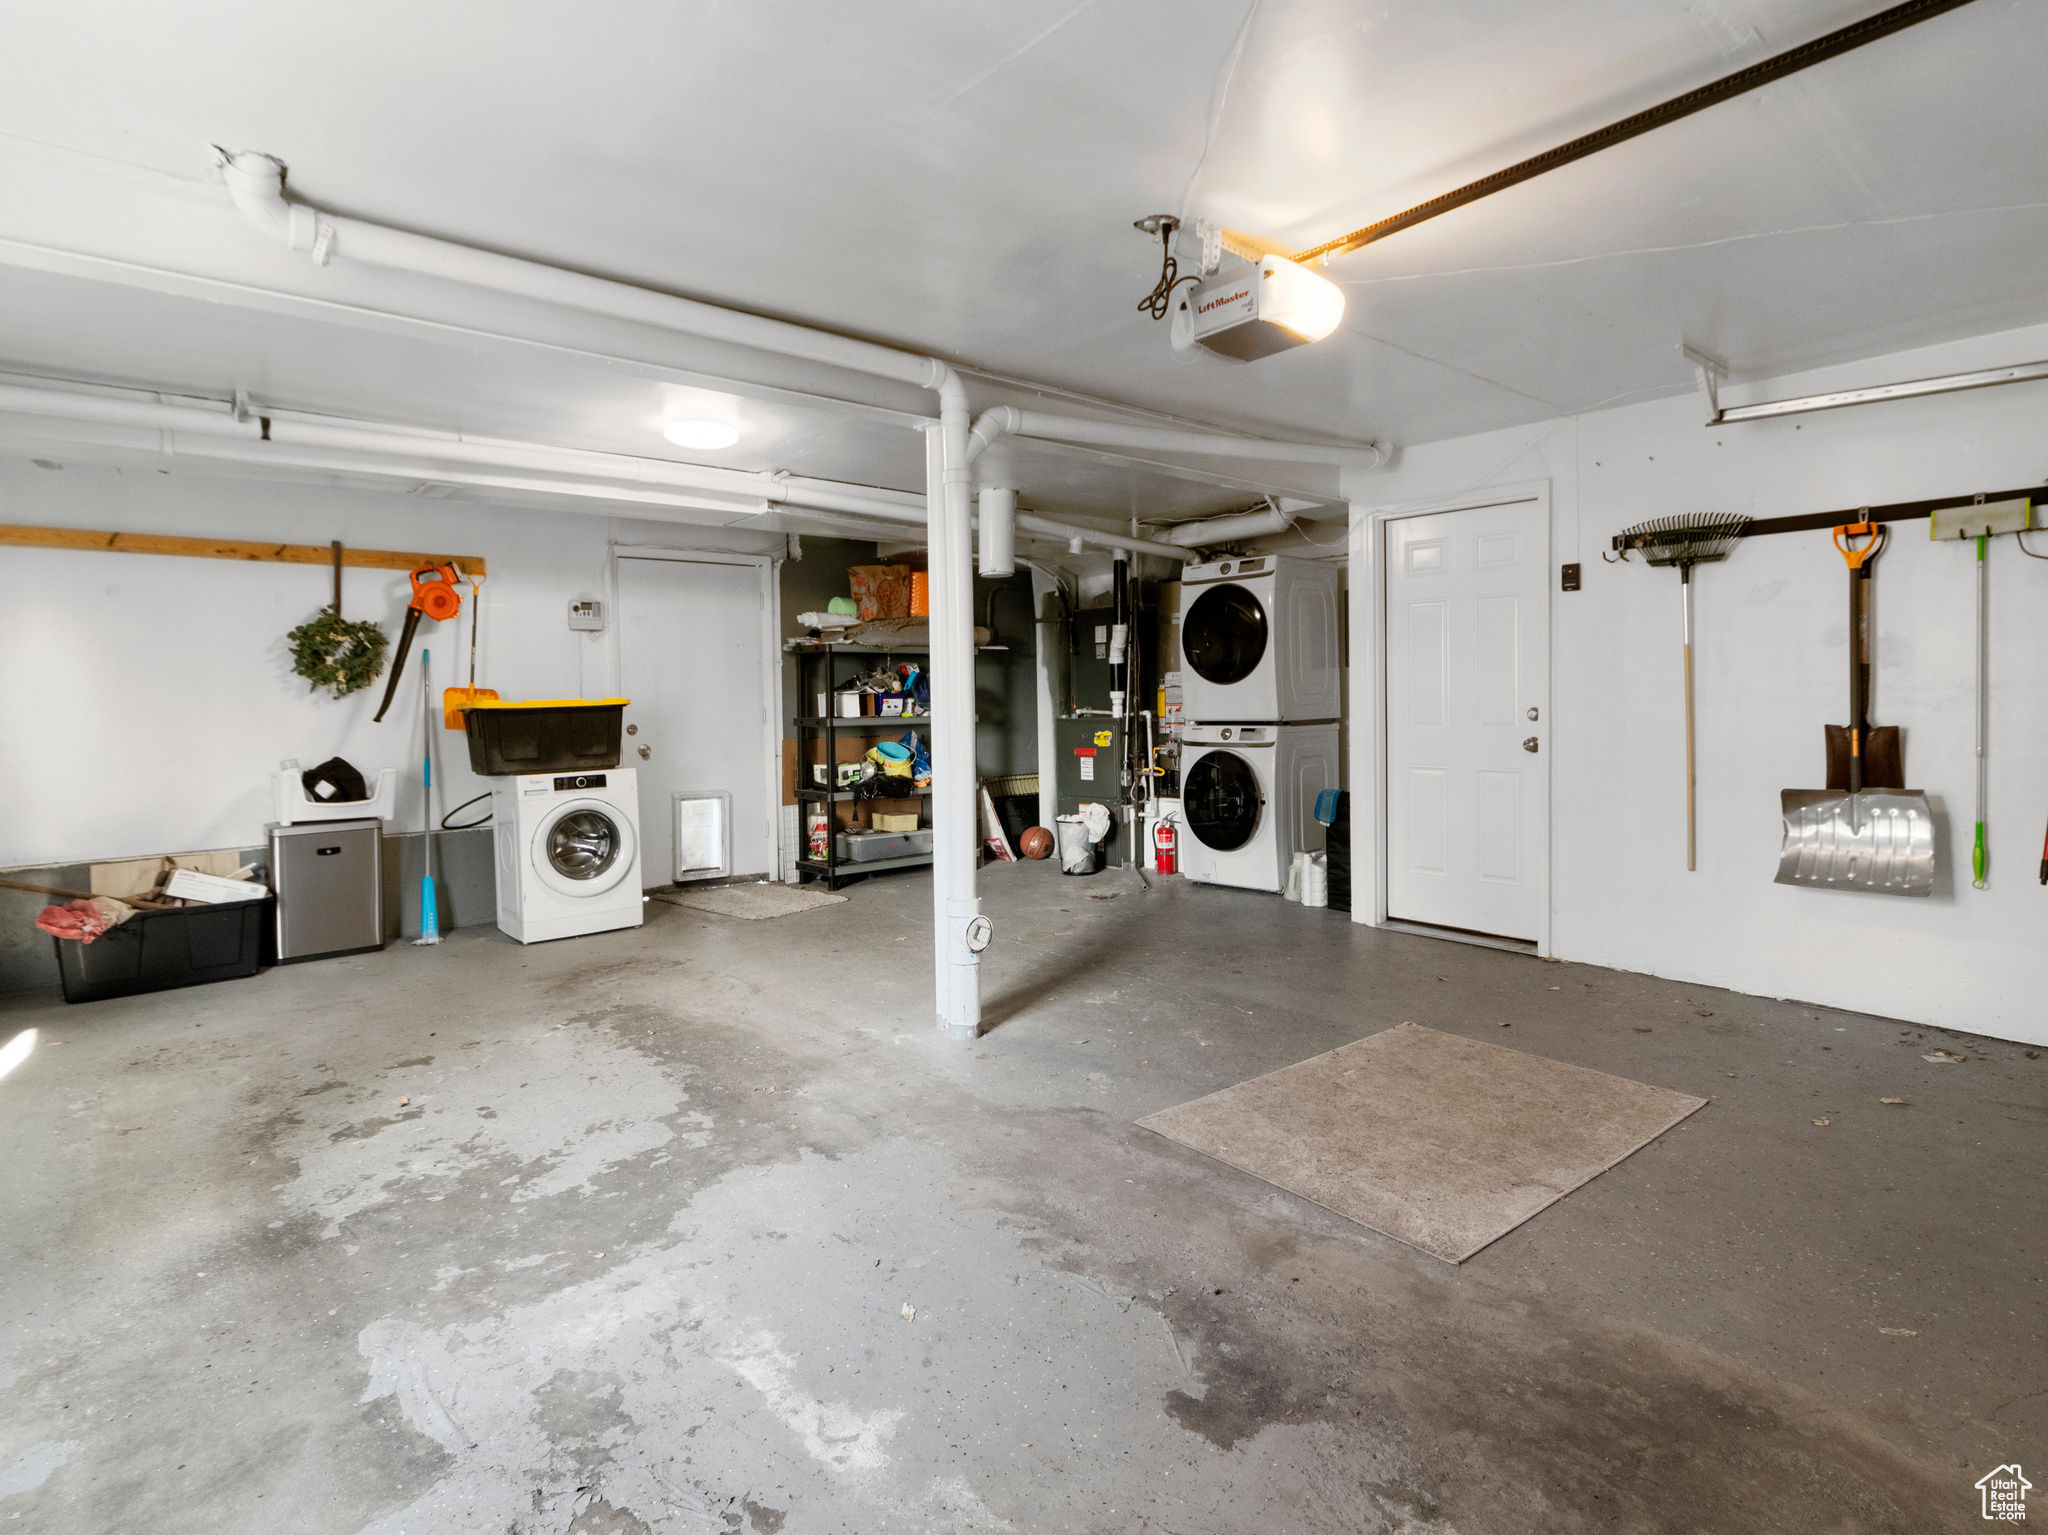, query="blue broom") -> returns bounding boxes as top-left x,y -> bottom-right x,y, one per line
414,647 -> 442,946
